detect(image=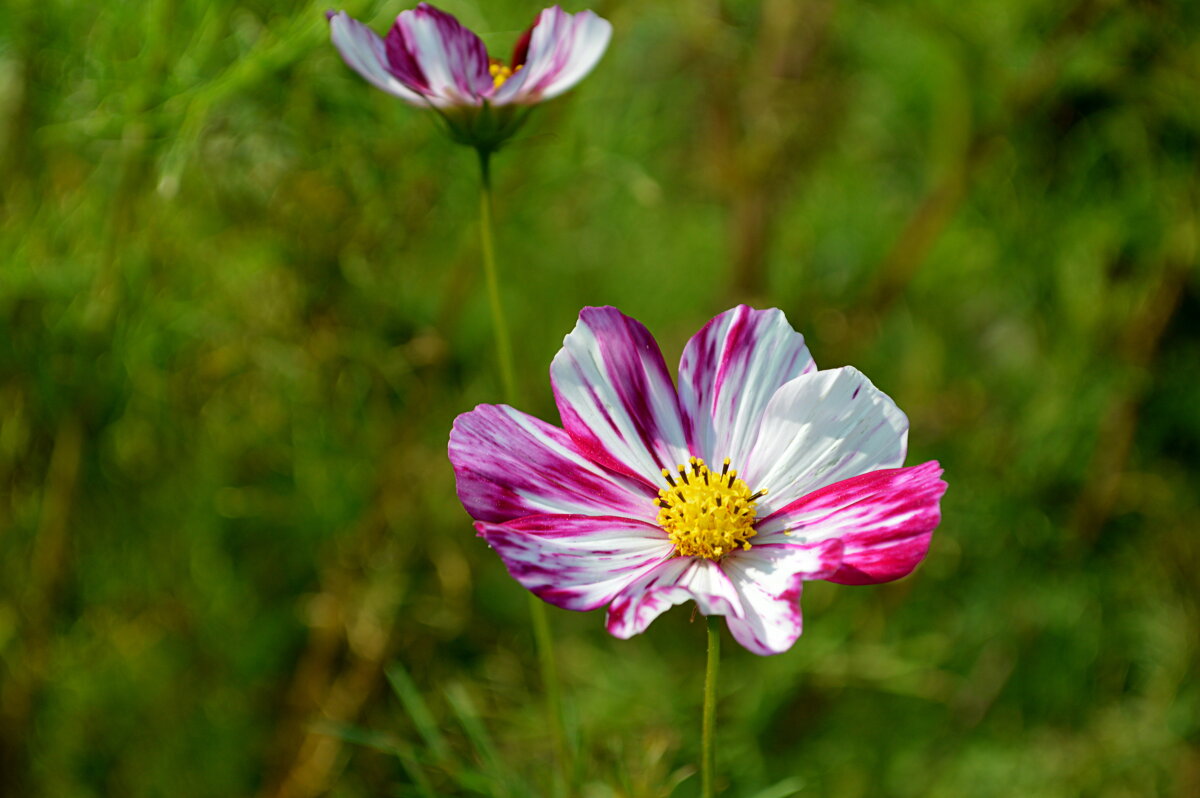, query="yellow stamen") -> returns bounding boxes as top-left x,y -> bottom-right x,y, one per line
488,62 -> 522,88
655,457 -> 765,561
